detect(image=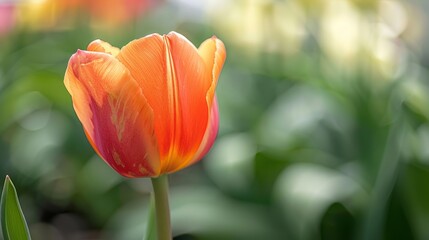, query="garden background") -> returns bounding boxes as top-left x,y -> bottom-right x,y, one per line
1,0 -> 429,239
